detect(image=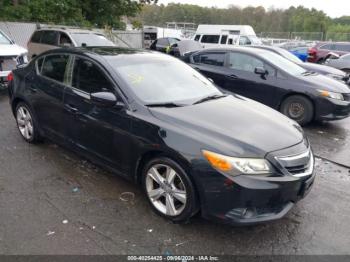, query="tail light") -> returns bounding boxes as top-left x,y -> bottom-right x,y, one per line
308,48 -> 317,56
7,72 -> 13,82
